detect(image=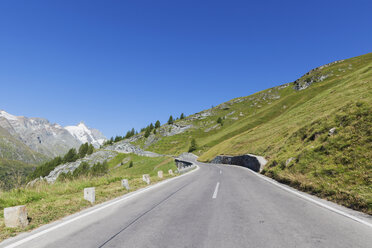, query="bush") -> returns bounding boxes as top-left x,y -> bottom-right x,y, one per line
73,162 -> 90,178
188,139 -> 197,152
217,117 -> 223,126
91,161 -> 108,176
